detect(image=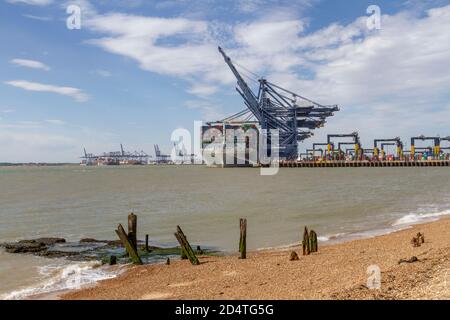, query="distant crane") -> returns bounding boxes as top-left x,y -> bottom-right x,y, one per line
327,133 -> 360,155
154,144 -> 172,164
218,46 -> 339,160
80,145 -> 149,165
411,136 -> 440,157
374,138 -> 403,159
